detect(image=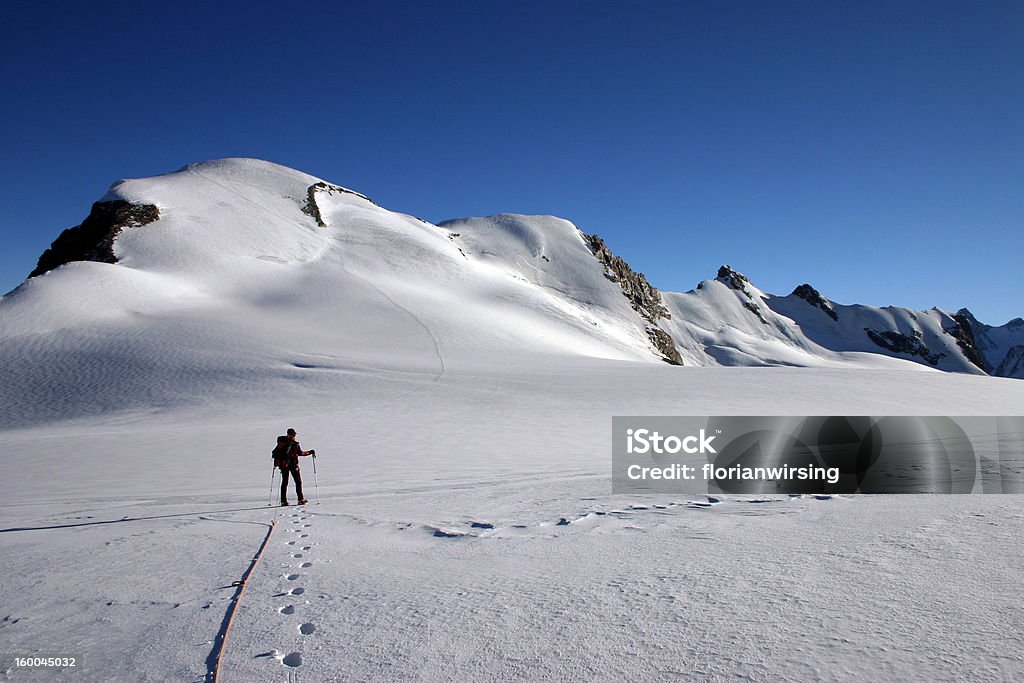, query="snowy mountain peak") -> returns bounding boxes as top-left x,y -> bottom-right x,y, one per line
955,308 -> 981,325
710,265 -> 771,325
3,155 -> 1021,431
715,264 -> 753,291
791,283 -> 839,322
